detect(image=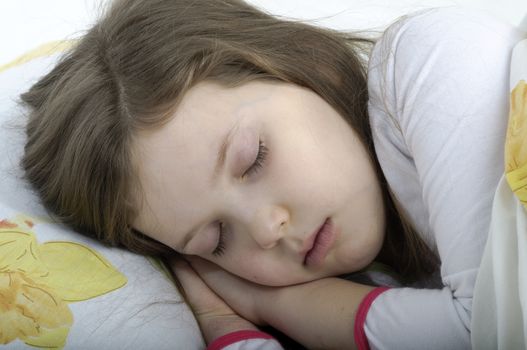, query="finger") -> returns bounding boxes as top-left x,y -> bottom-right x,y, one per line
169,258 -> 209,301
184,255 -> 220,276
184,256 -> 268,326
169,258 -> 259,343
169,257 -> 233,314
168,258 -> 194,301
